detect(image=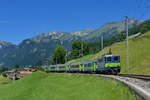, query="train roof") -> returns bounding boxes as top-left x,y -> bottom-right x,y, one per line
70,62 -> 81,65
96,54 -> 120,60
103,54 -> 120,57
69,60 -> 96,65
81,60 -> 96,64
55,64 -> 66,66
